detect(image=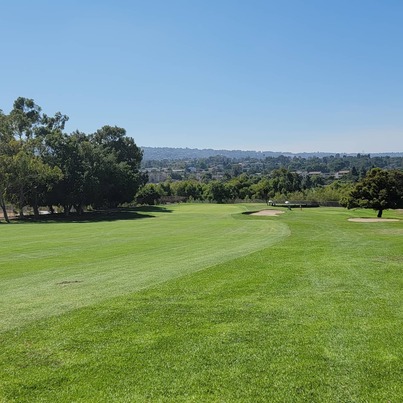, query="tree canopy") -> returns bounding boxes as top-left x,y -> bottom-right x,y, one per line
0,98 -> 145,220
342,168 -> 403,217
